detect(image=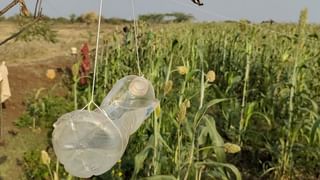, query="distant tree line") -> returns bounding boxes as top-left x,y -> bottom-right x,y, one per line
0,12 -> 196,24
1,13 -> 282,25
138,12 -> 194,23
0,12 -> 129,24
